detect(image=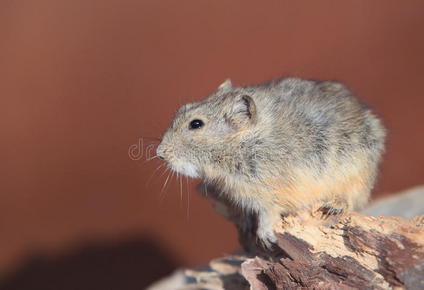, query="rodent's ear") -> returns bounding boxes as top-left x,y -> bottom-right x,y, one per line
217,79 -> 232,92
226,95 -> 257,130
